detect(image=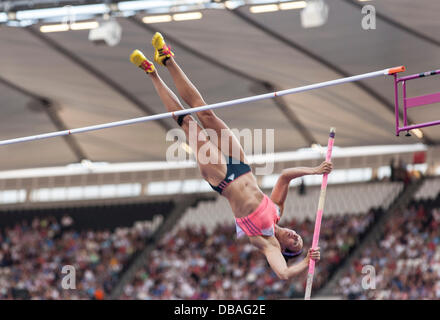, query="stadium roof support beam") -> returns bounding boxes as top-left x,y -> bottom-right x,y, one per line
25,25 -> 174,133
0,75 -> 87,161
